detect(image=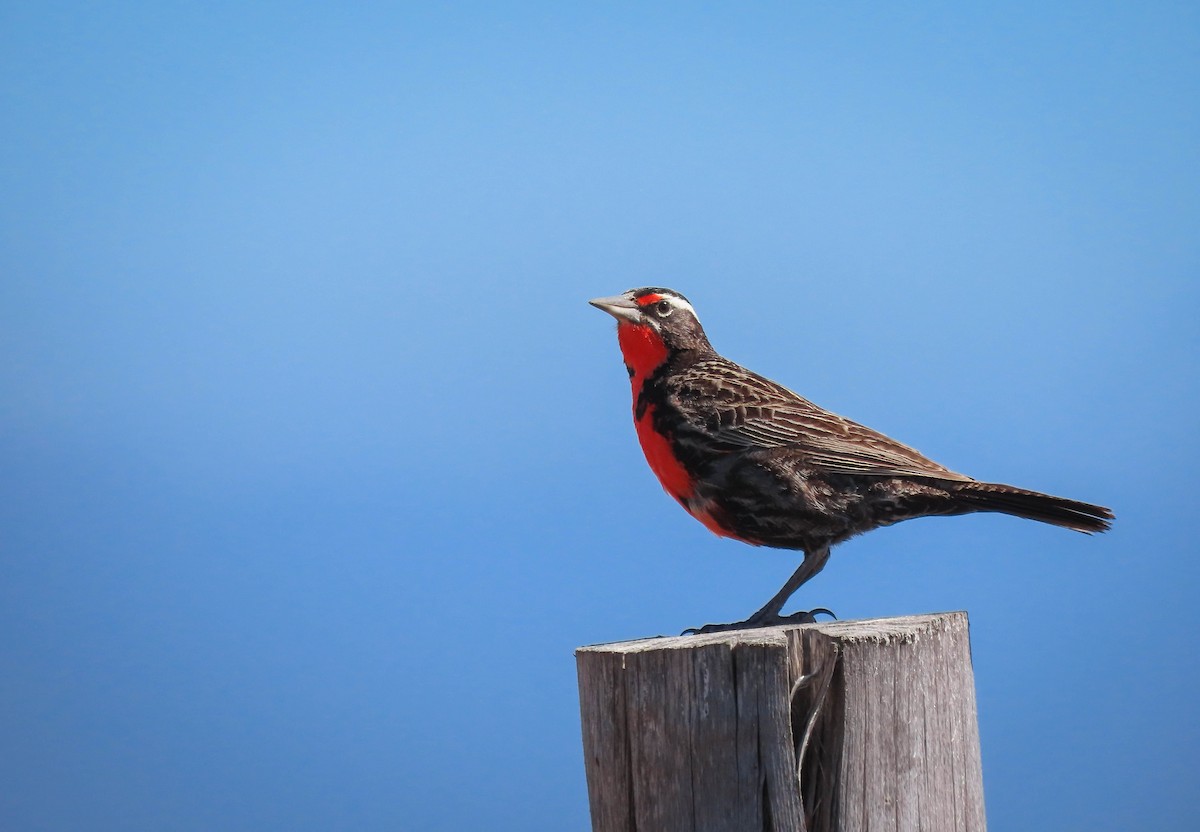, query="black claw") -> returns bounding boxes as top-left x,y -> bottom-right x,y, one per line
682,608 -> 837,635
777,607 -> 837,624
